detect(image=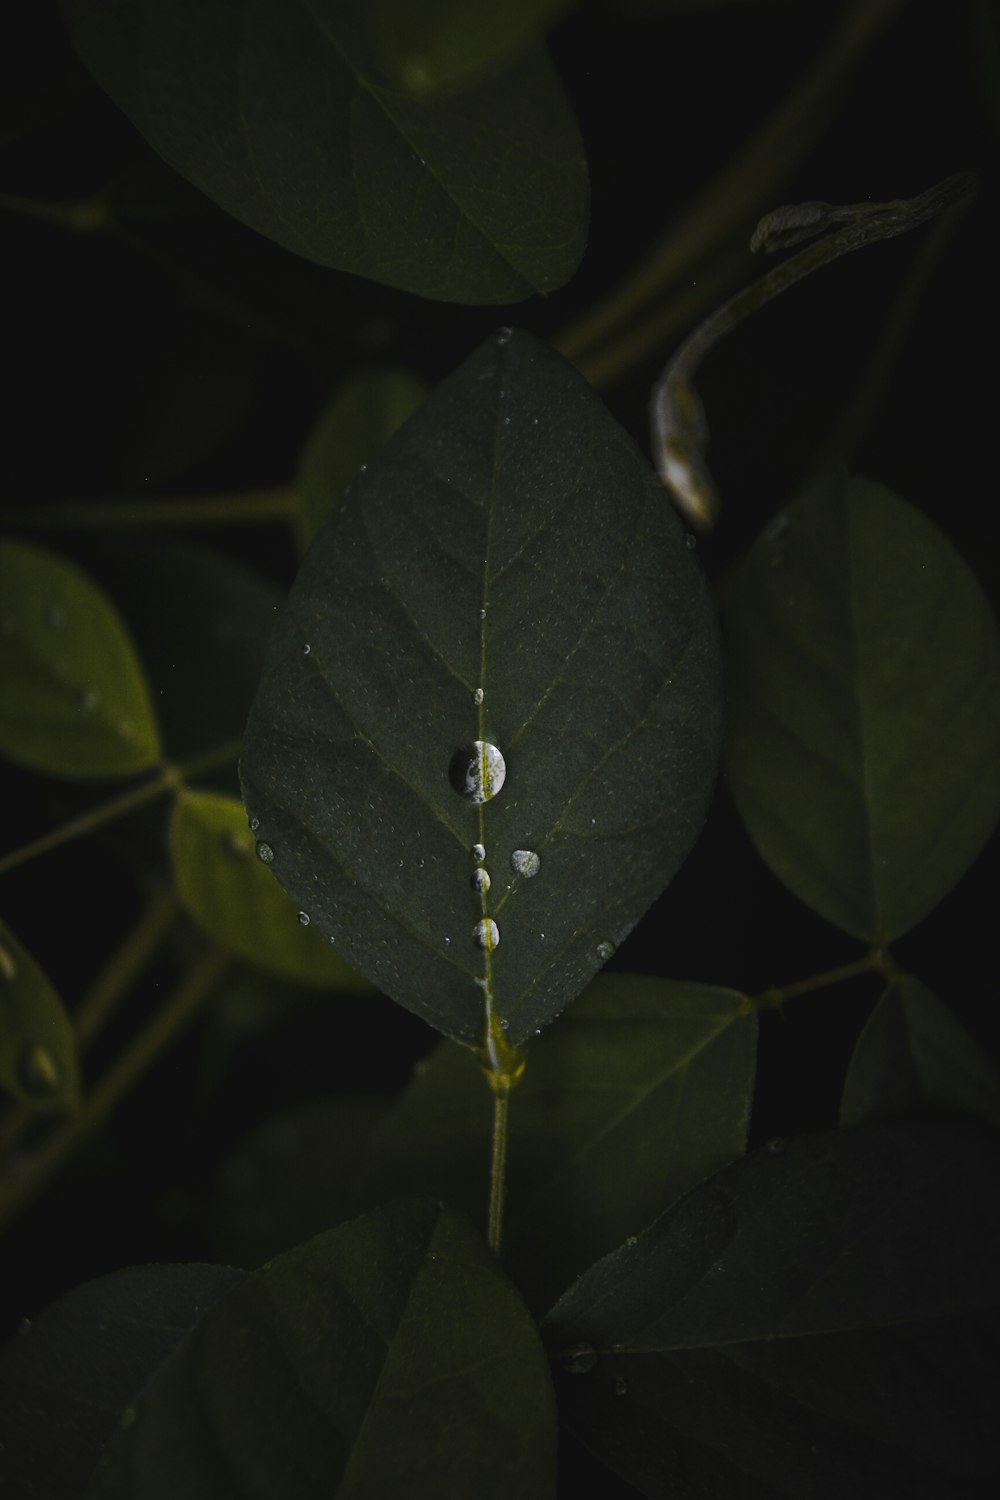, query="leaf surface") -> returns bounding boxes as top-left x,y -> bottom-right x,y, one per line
62,0 -> 588,303
723,474 -> 1000,941
0,916 -> 80,1112
240,329 -> 723,1046
376,0 -> 573,99
0,540 -> 160,779
545,1123 -> 1000,1499
89,1201 -> 557,1499
170,790 -> 371,989
0,1264 -> 245,1500
840,975 -> 1000,1128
